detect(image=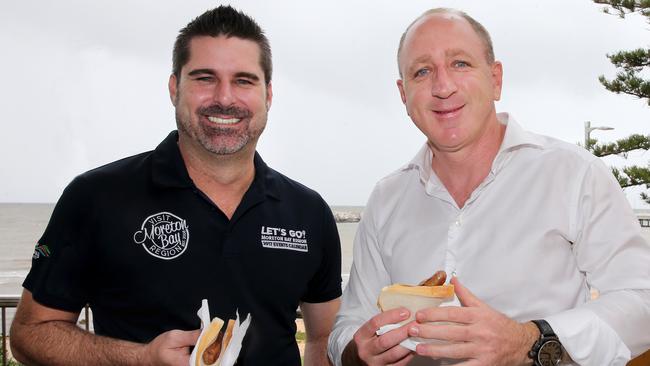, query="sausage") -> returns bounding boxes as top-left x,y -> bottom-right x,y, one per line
418,270 -> 446,286
202,327 -> 225,364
